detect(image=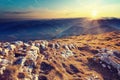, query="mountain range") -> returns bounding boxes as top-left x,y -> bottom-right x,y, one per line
0,18 -> 120,41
